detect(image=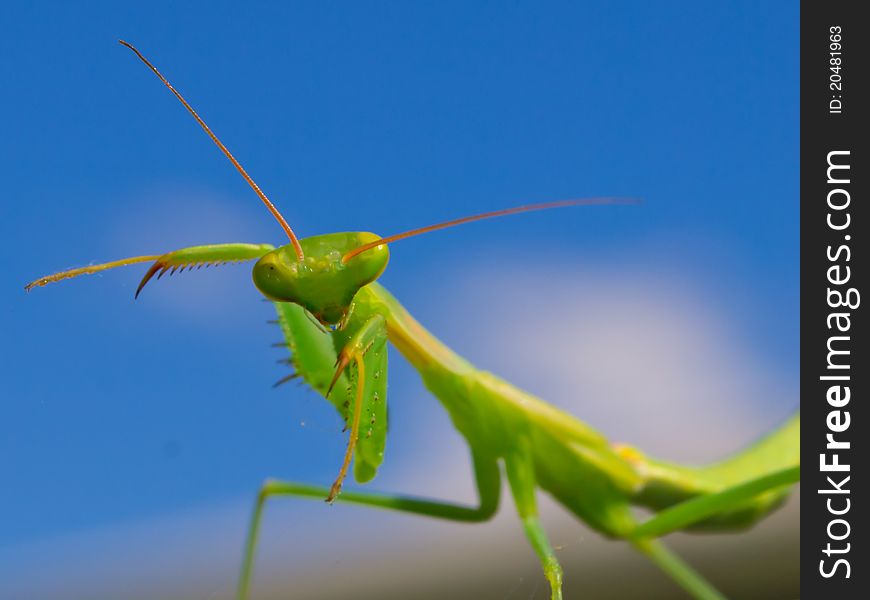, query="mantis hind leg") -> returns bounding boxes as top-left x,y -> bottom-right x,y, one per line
631,538 -> 725,600
237,450 -> 500,600
504,450 -> 563,600
627,466 -> 800,600
632,465 -> 800,540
